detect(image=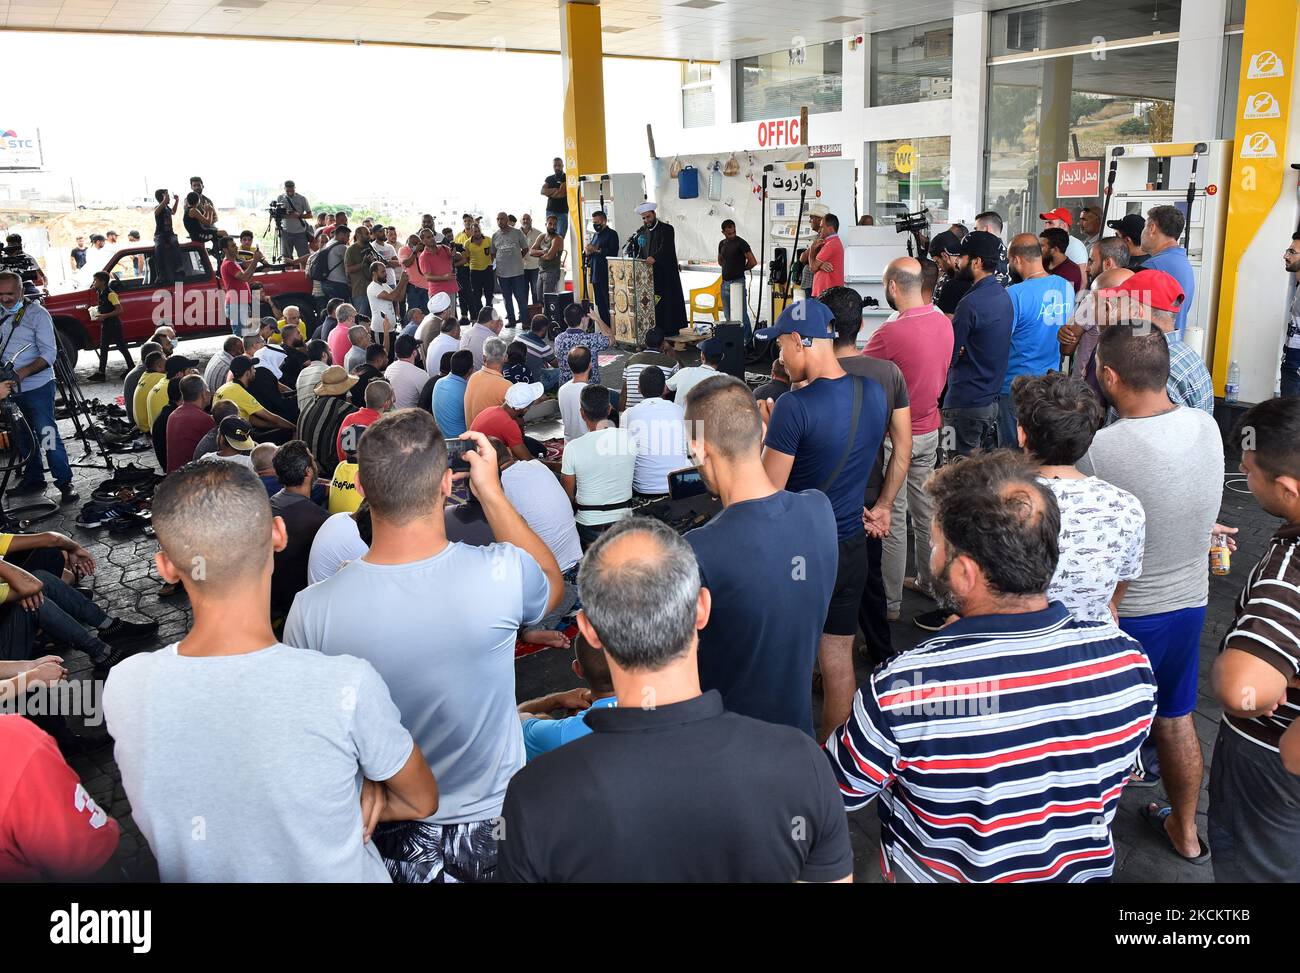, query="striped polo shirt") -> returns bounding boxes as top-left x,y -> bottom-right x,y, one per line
1219,523 -> 1300,752
825,602 -> 1156,883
